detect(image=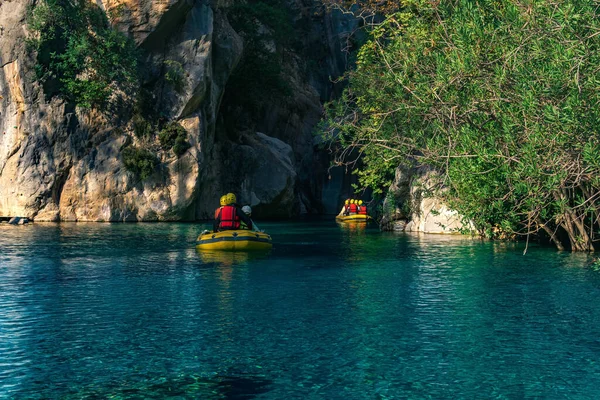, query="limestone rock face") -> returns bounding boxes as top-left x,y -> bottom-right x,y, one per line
50,114 -> 204,222
238,132 -> 297,218
381,165 -> 475,234
0,0 -> 224,221
0,0 -> 354,221
96,0 -> 191,45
